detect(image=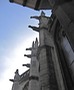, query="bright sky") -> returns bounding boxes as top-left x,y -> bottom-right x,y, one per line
0,0 -> 51,90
